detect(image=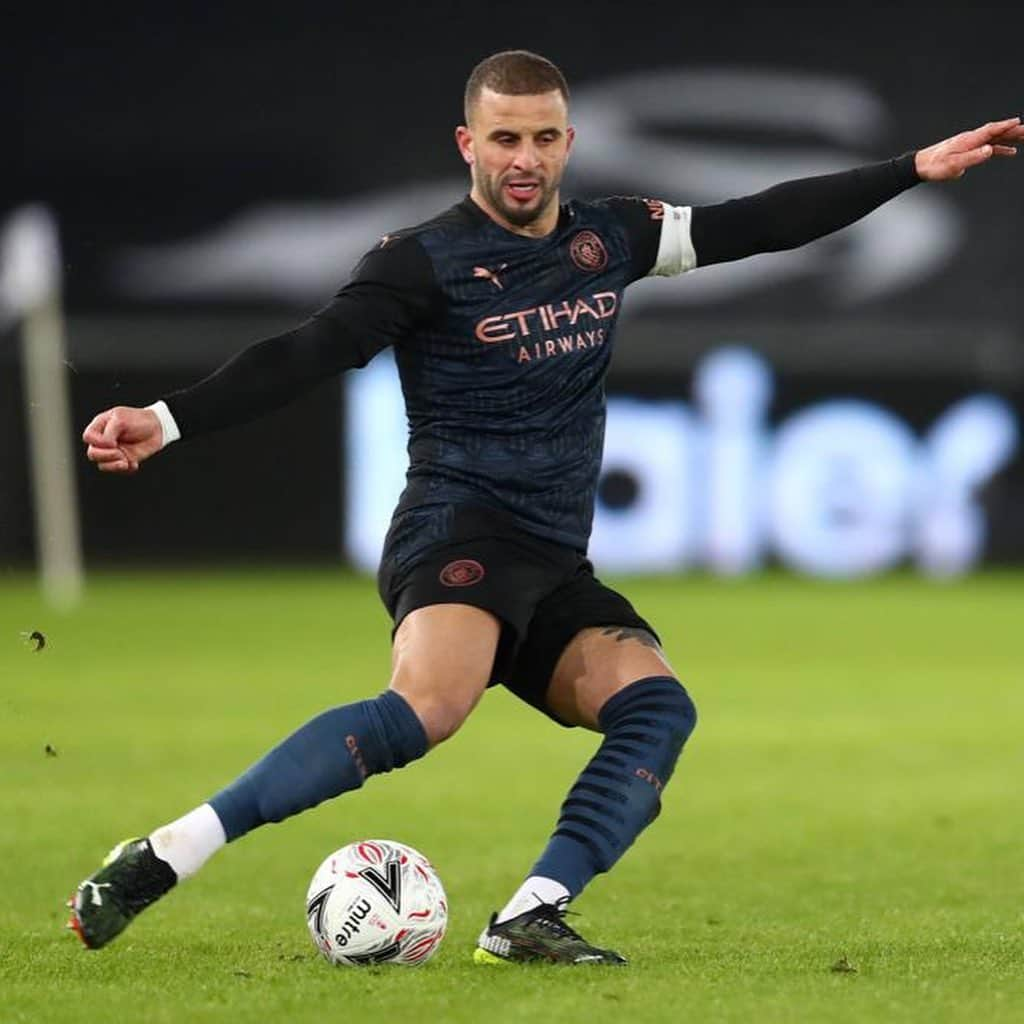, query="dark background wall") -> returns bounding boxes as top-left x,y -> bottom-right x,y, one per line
6,2 -> 1023,568
15,4 -> 1021,307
